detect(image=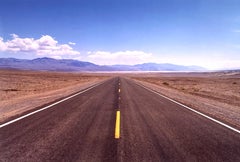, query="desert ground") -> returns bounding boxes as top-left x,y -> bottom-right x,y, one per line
129,71 -> 240,129
1,69 -> 240,130
0,69 -> 110,123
